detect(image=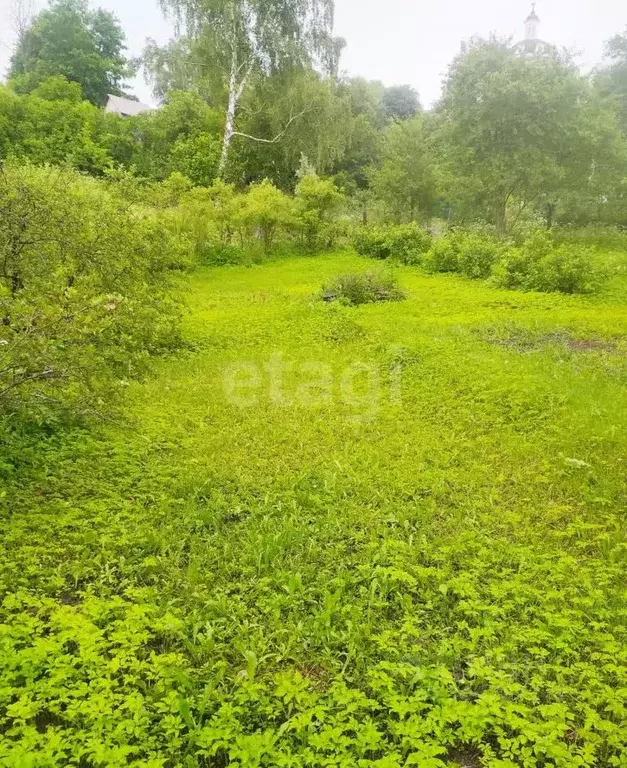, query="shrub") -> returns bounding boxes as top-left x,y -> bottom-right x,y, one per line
492,231 -> 606,294
237,180 -> 295,252
539,246 -> 606,293
352,226 -> 390,260
323,271 -> 405,306
0,163 -> 186,424
162,181 -> 245,265
456,232 -> 504,279
198,243 -> 246,266
424,229 -> 503,278
423,237 -> 460,273
353,223 -> 432,264
295,174 -> 344,251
